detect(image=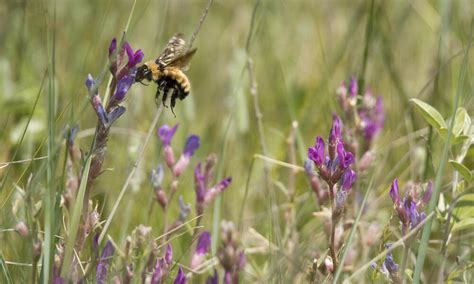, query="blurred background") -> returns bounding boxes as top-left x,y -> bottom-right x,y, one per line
0,0 -> 473,282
